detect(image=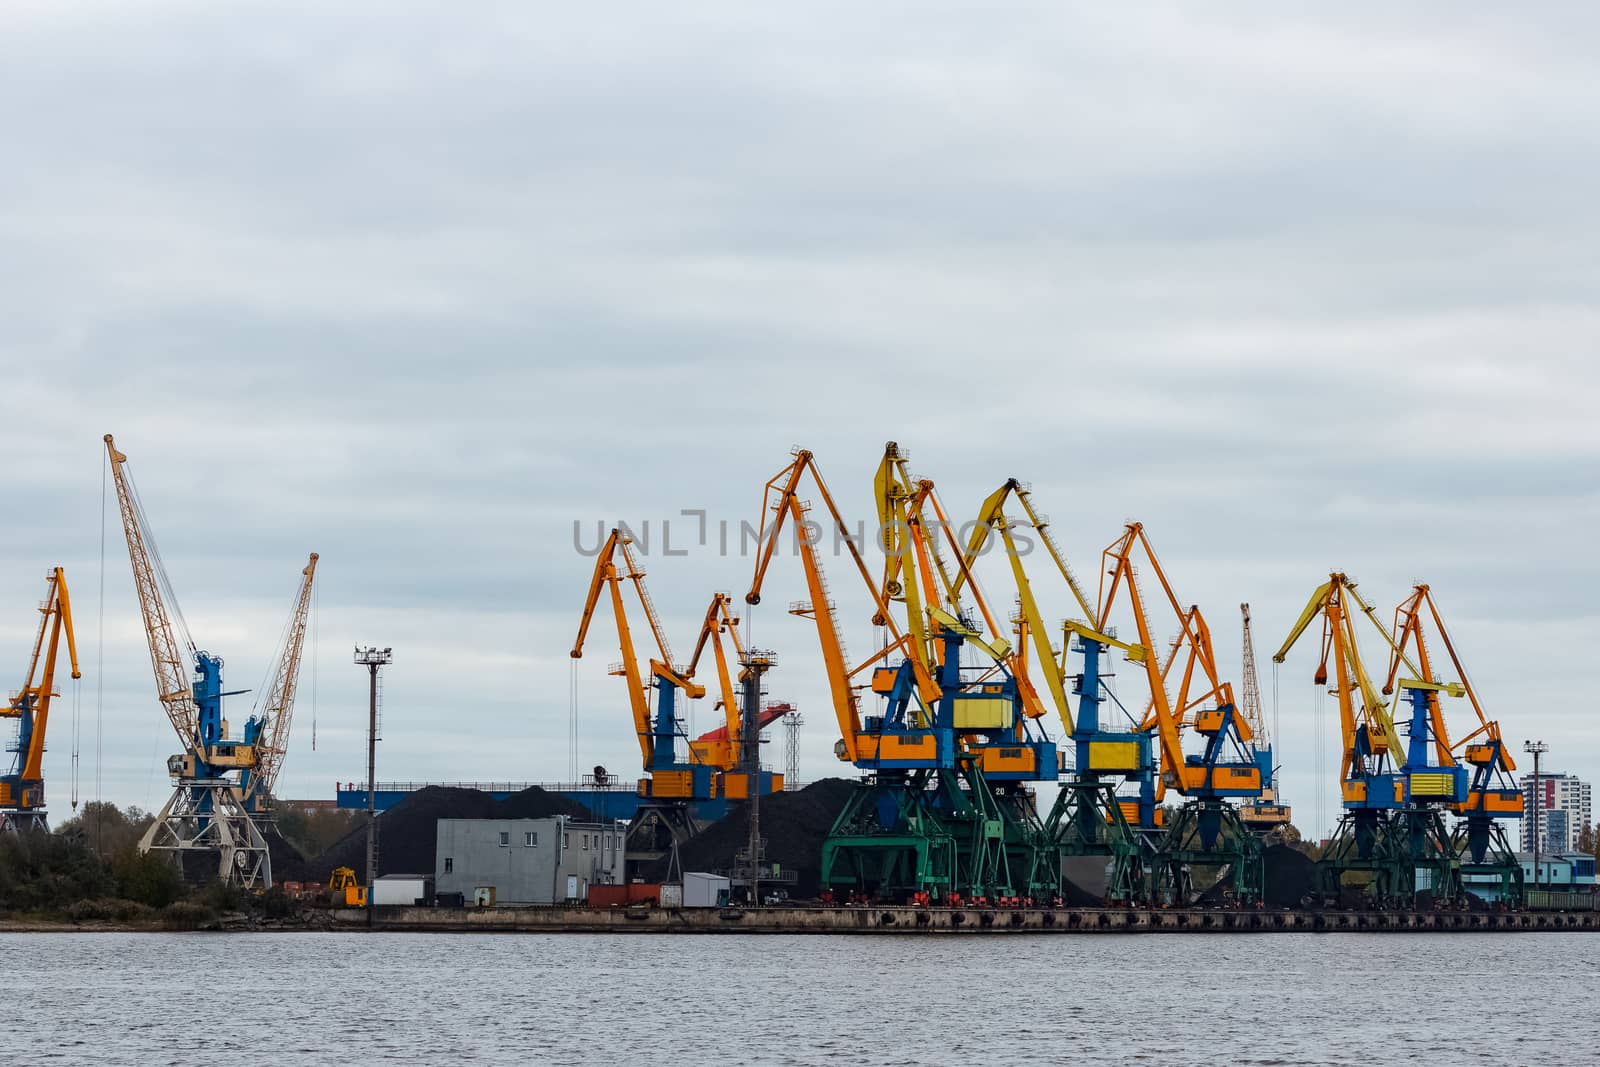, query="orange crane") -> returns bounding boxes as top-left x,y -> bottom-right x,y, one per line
1384,583 -> 1523,902
681,592 -> 787,790
573,529 -> 784,862
746,447 -> 1051,903
1274,573 -> 1460,905
572,528 -> 707,795
1,568 -> 80,832
1096,522 -> 1265,904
